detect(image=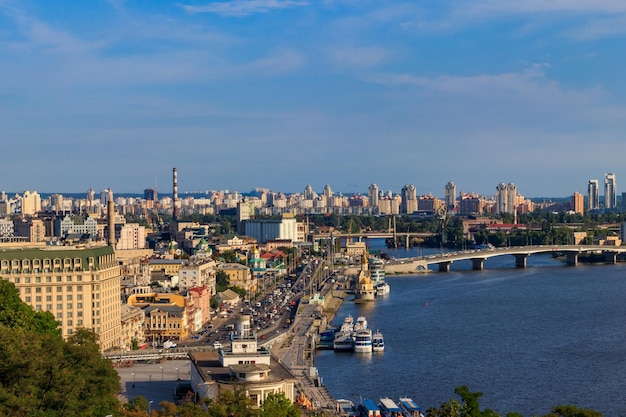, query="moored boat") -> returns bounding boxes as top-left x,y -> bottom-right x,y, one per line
334,331 -> 354,351
358,398 -> 381,417
372,330 -> 384,352
379,397 -> 403,417
353,328 -> 373,353
354,316 -> 368,331
375,281 -> 390,296
398,397 -> 424,417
